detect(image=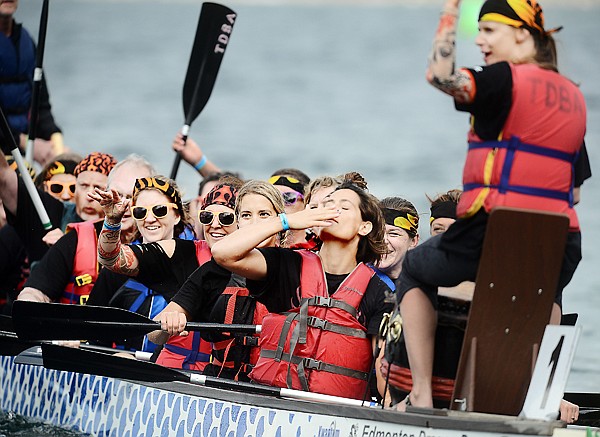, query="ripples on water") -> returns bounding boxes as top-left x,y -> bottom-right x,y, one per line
9,2 -> 599,431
